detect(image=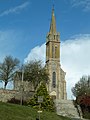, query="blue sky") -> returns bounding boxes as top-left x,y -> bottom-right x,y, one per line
0,0 -> 90,99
